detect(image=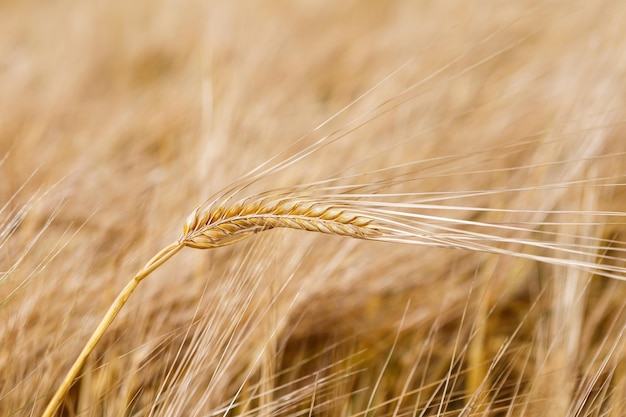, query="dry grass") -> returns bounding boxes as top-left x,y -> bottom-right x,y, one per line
2,0 -> 626,416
